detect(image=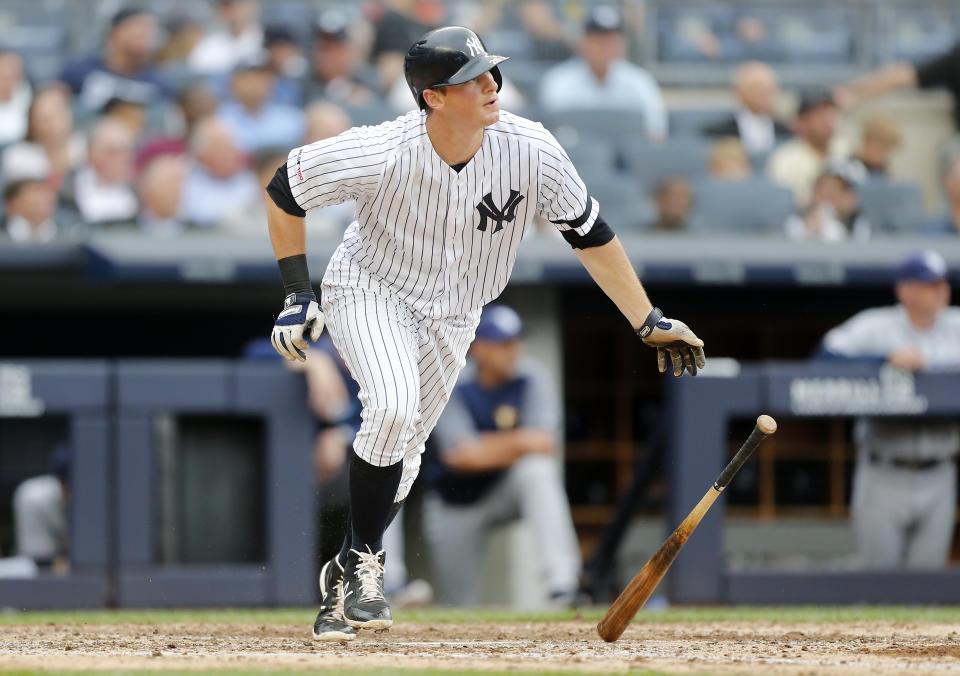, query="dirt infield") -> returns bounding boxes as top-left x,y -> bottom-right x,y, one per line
3,619 -> 960,674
